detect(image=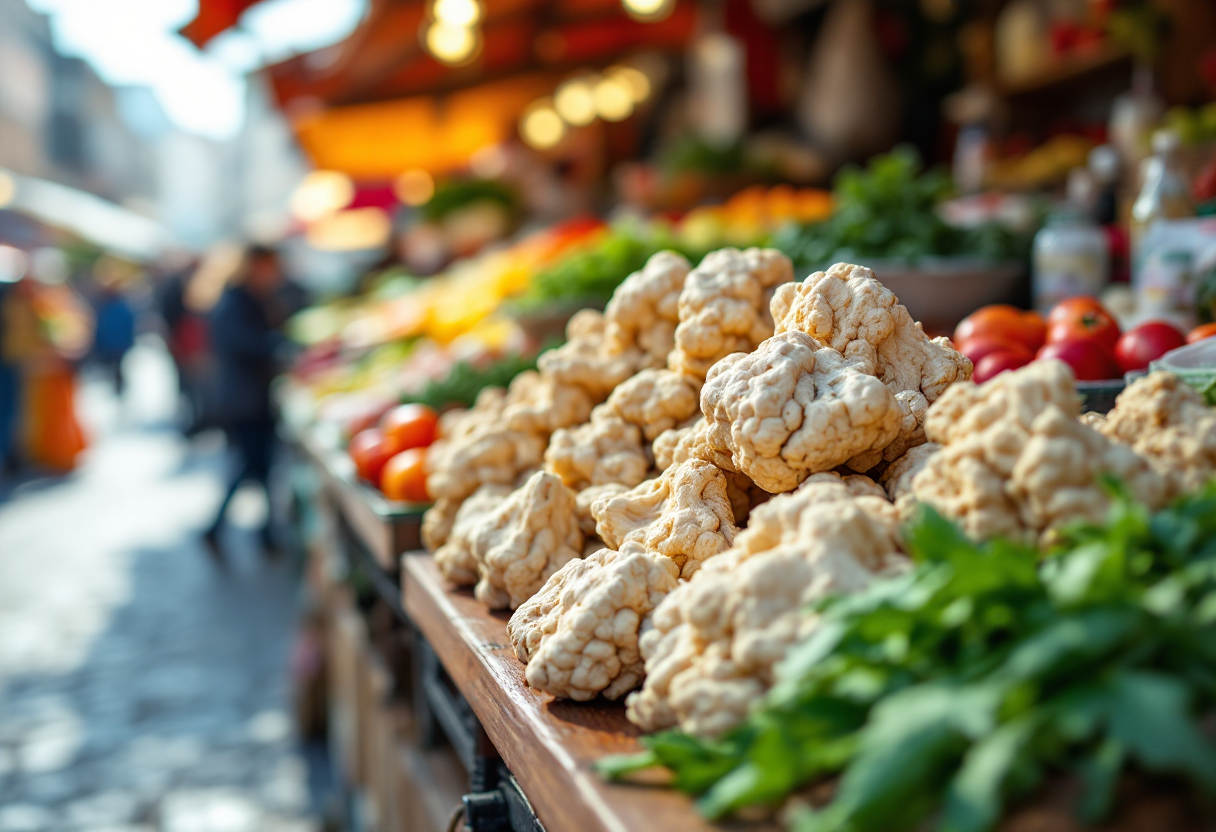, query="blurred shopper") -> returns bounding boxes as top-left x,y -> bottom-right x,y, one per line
0,277 -> 40,477
204,245 -> 290,557
156,256 -> 213,434
91,278 -> 136,397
